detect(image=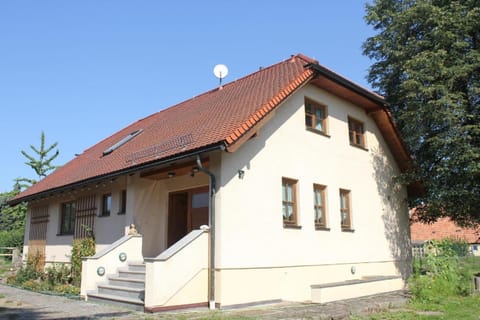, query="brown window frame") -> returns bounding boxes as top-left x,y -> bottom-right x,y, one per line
339,189 -> 352,230
118,189 -> 127,215
60,201 -> 76,235
100,193 -> 111,217
282,177 -> 298,227
305,98 -> 328,135
313,184 -> 327,228
348,117 -> 366,148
